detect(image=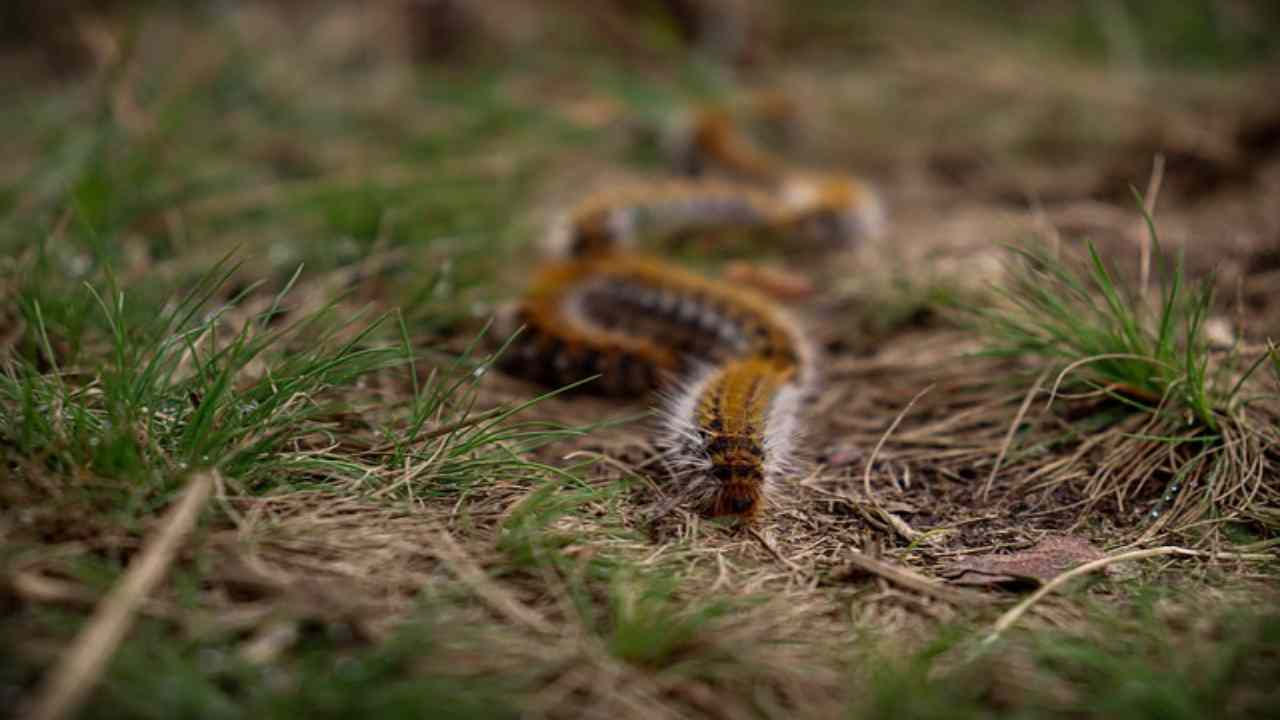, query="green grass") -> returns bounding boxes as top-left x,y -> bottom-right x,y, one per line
7,570 -> 1277,720
3,257 -> 394,493
1270,342 -> 1280,394
3,3 -> 1279,719
603,570 -> 736,670
974,199 -> 1279,535
1043,0 -> 1280,70
3,609 -> 524,720
850,598 -> 1280,720
0,32 -> 608,708
780,1 -> 1280,69
980,202 -> 1232,428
